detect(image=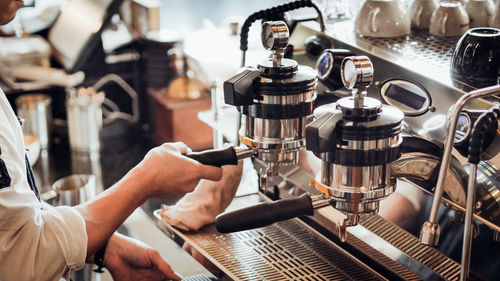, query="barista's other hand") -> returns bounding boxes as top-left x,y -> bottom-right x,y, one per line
103,233 -> 181,281
132,142 -> 222,198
